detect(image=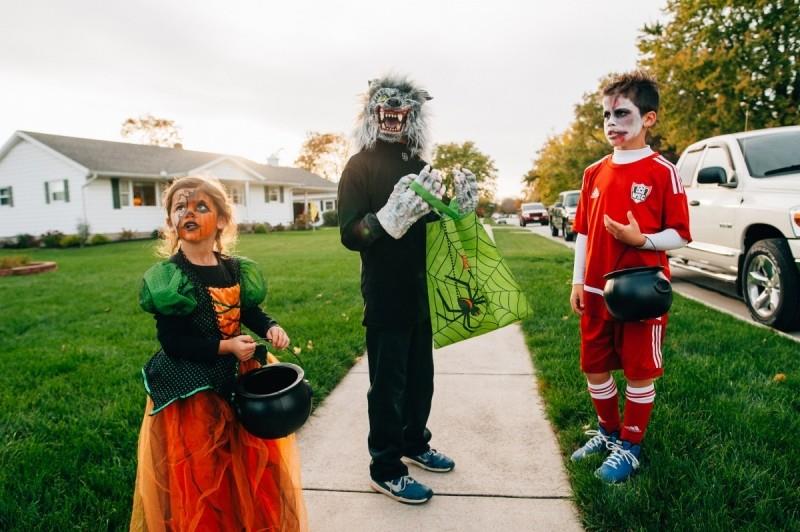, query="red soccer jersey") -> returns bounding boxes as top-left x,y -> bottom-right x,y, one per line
573,152 -> 692,320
